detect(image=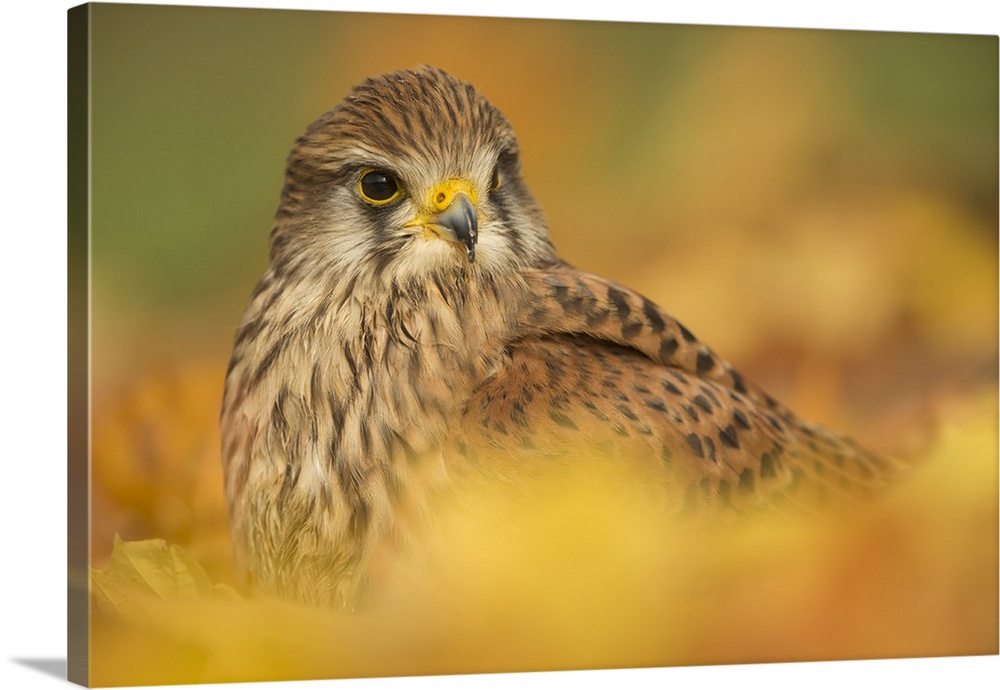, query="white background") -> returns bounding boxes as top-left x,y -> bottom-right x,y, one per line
1,1 -> 997,689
